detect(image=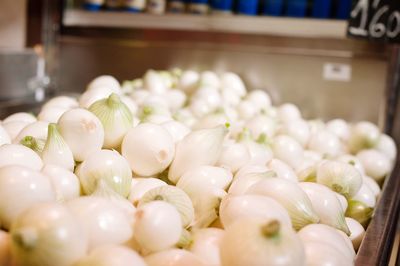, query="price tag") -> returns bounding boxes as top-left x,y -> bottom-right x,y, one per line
348,0 -> 400,42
